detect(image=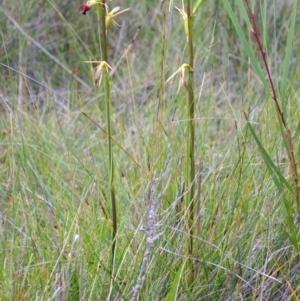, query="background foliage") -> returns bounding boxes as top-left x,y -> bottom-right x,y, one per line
1,0 -> 300,300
